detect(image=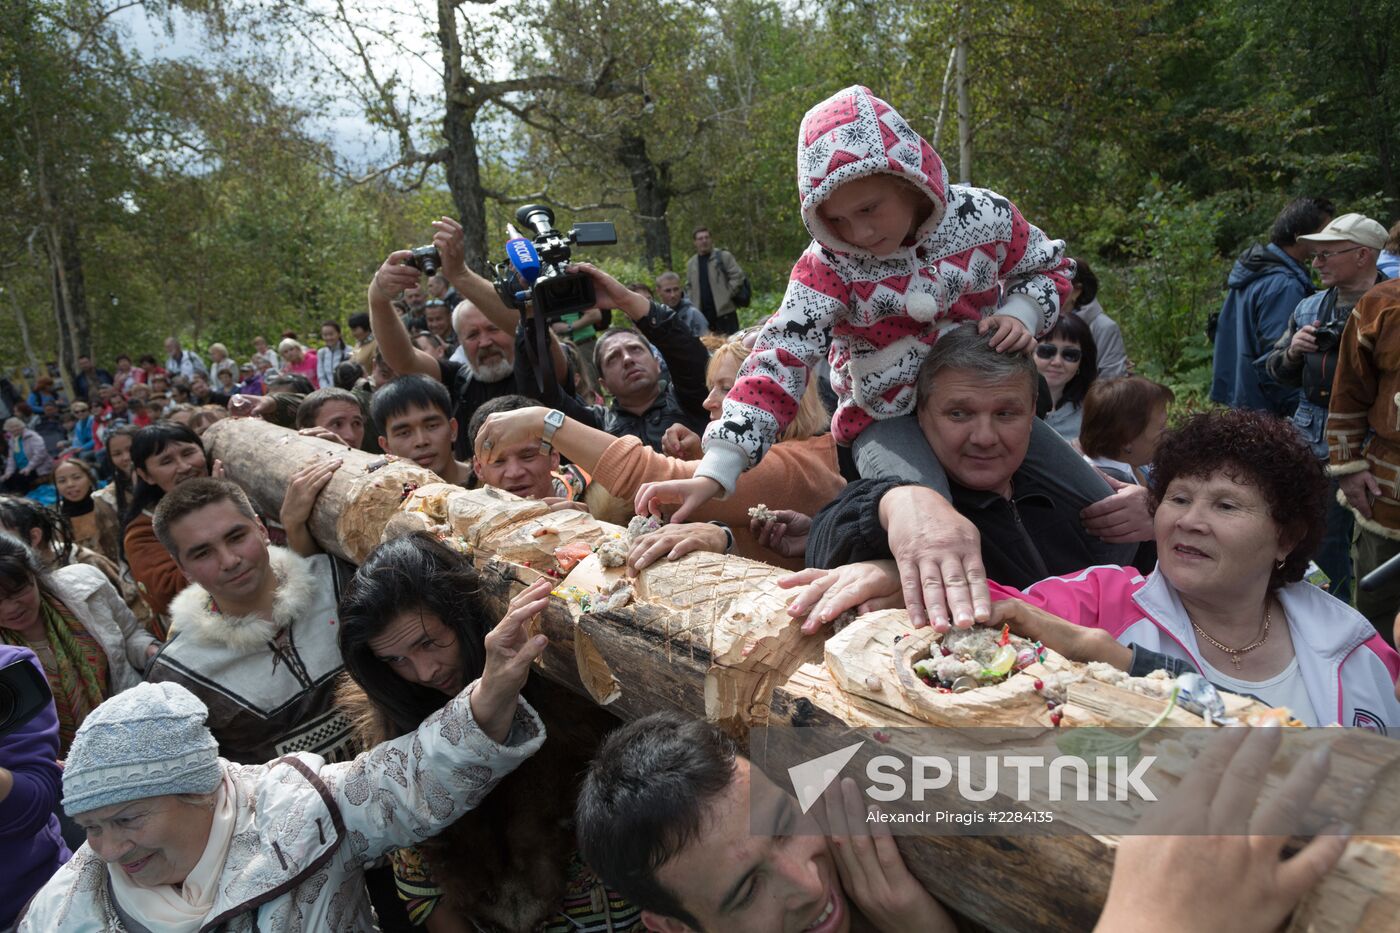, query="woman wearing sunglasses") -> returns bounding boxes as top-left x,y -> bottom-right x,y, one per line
1033,313 -> 1099,441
